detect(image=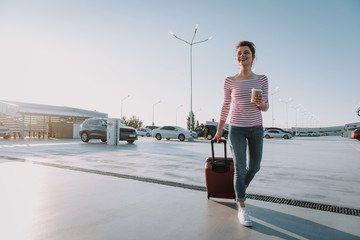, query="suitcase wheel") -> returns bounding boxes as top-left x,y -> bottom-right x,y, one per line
207,193 -> 210,199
